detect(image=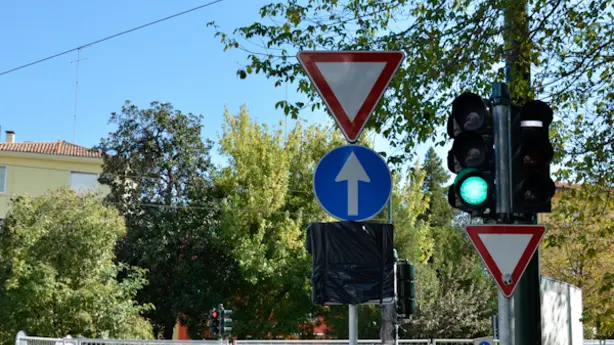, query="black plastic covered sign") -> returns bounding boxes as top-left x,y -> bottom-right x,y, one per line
305,221 -> 394,305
